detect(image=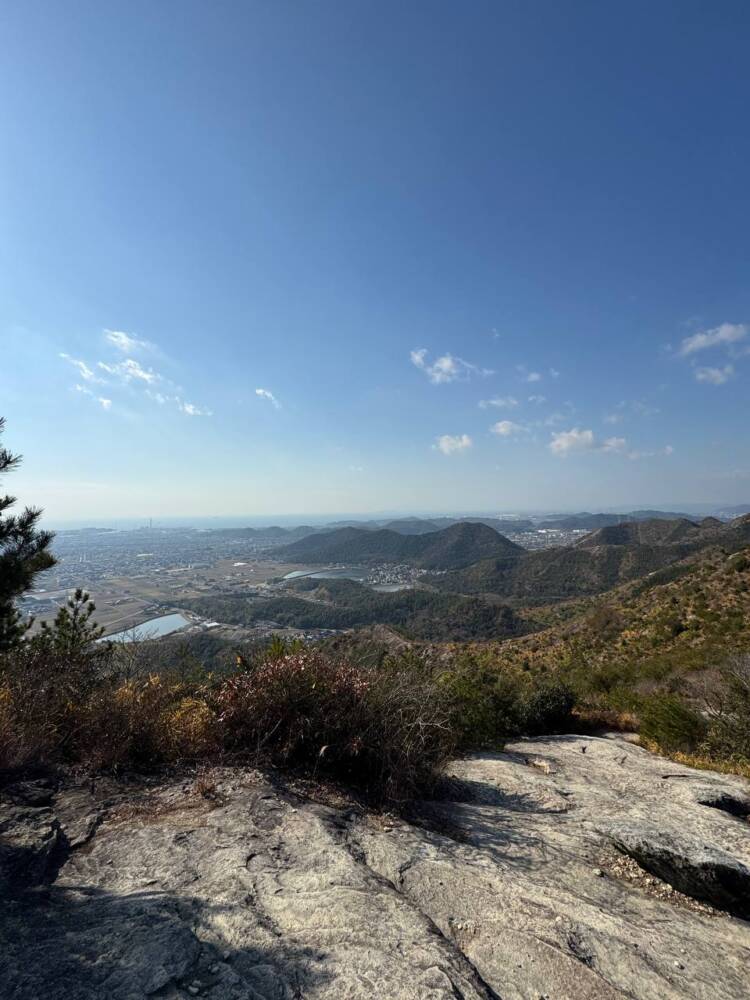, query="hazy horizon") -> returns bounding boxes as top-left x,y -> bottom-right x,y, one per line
44,501 -> 749,533
3,2 -> 749,520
